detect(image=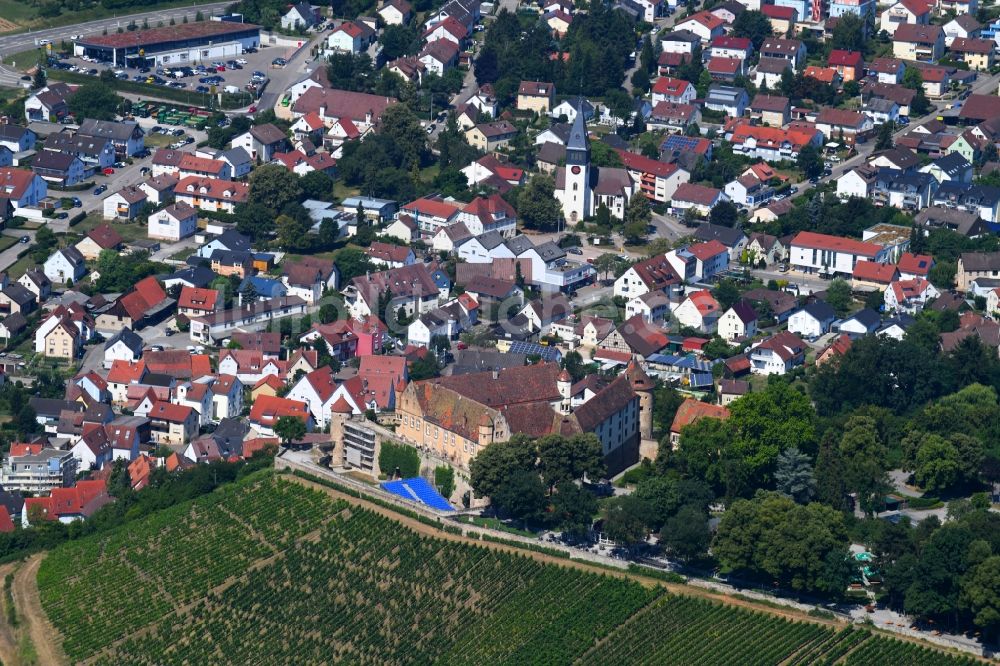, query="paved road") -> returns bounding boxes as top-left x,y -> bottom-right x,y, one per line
0,229 -> 35,273
259,32 -> 323,115
0,2 -> 232,86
